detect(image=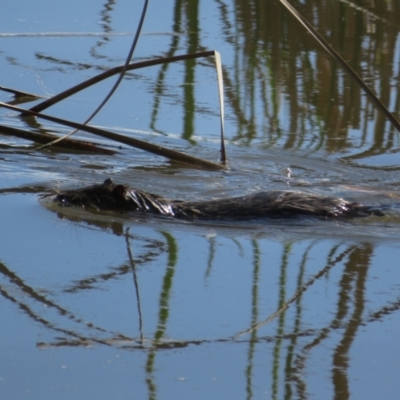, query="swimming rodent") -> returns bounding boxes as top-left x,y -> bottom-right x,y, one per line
51,178 -> 384,220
